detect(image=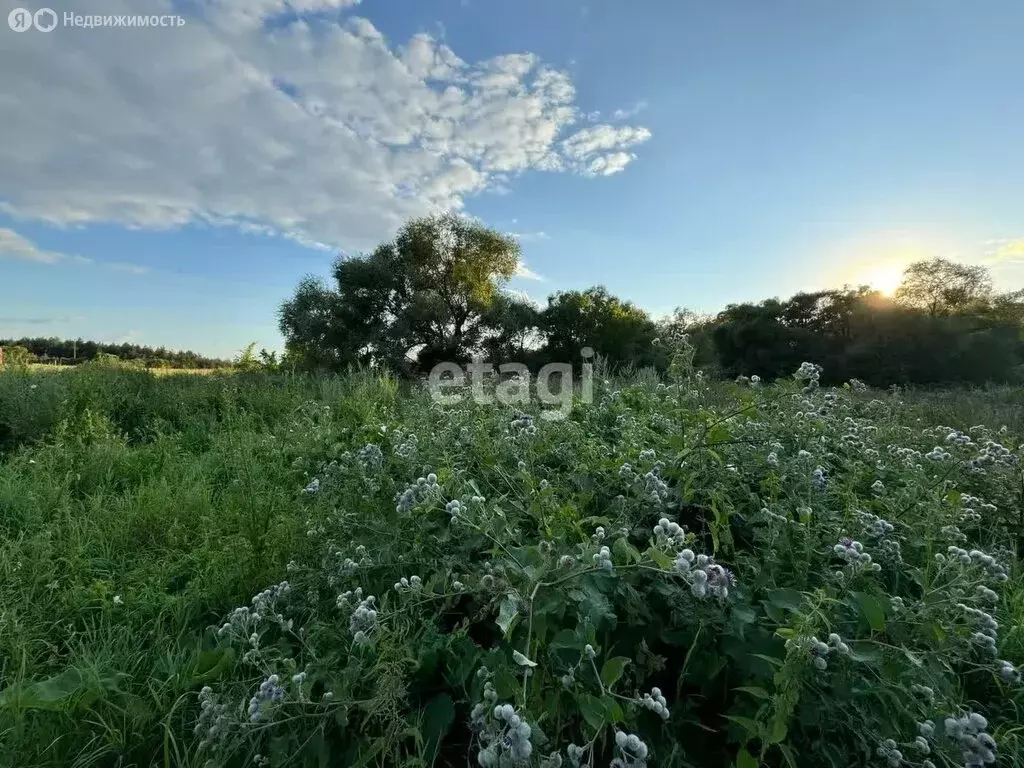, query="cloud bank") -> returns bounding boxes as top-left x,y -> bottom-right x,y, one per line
0,0 -> 651,252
